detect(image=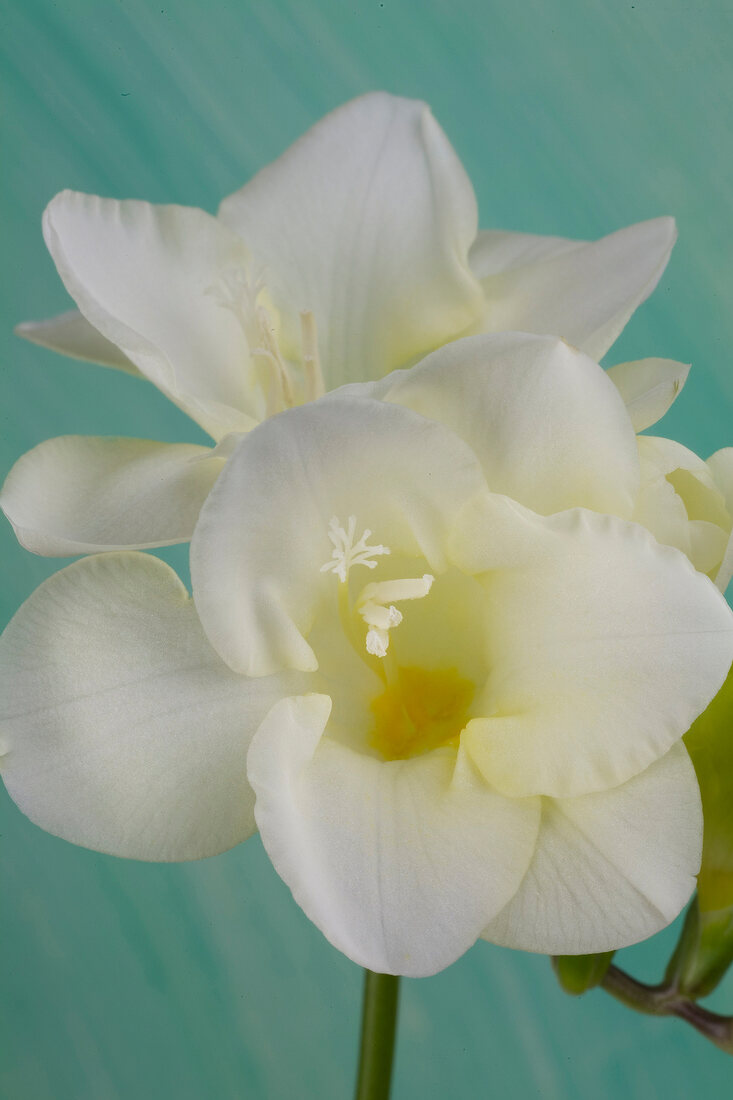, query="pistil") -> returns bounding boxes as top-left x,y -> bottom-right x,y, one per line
209,265 -> 326,417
